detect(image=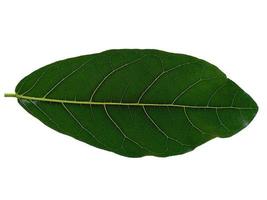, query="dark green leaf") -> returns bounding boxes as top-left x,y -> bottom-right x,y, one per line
7,49 -> 258,157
